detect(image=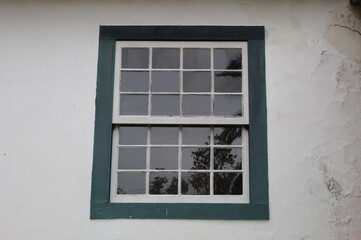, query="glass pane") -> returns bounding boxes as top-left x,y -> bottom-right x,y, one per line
182,147 -> 210,170
120,71 -> 149,92
214,148 -> 242,170
151,127 -> 178,145
119,126 -> 147,145
152,48 -> 180,69
149,172 -> 178,195
214,126 -> 242,145
183,48 -> 210,69
182,127 -> 210,145
122,48 -> 149,69
152,71 -> 179,92
214,72 -> 242,92
183,72 -> 211,92
119,94 -> 148,115
118,147 -> 146,169
214,48 -> 242,69
214,173 -> 242,195
151,95 -> 179,116
150,147 -> 178,170
181,172 -> 210,195
214,95 -> 242,116
183,95 -> 211,116
117,172 -> 145,194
